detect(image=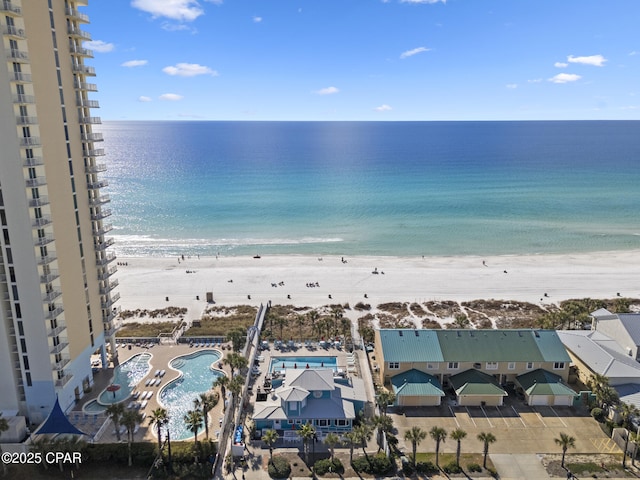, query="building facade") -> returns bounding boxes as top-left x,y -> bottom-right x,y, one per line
0,0 -> 117,423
